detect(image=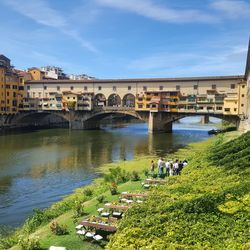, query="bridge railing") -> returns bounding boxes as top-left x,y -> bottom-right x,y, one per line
93,106 -> 135,112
